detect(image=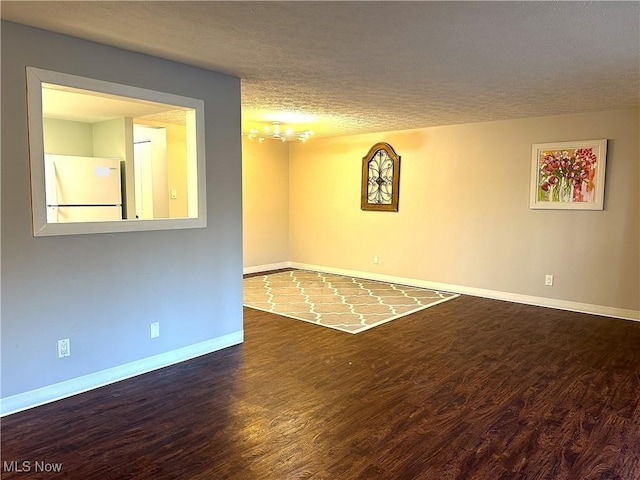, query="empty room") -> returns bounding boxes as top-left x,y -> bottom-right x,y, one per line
1,2 -> 639,479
